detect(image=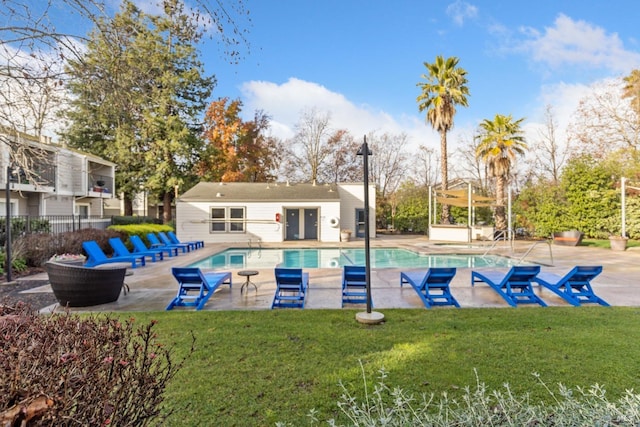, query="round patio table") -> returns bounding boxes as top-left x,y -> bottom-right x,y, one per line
238,270 -> 259,294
